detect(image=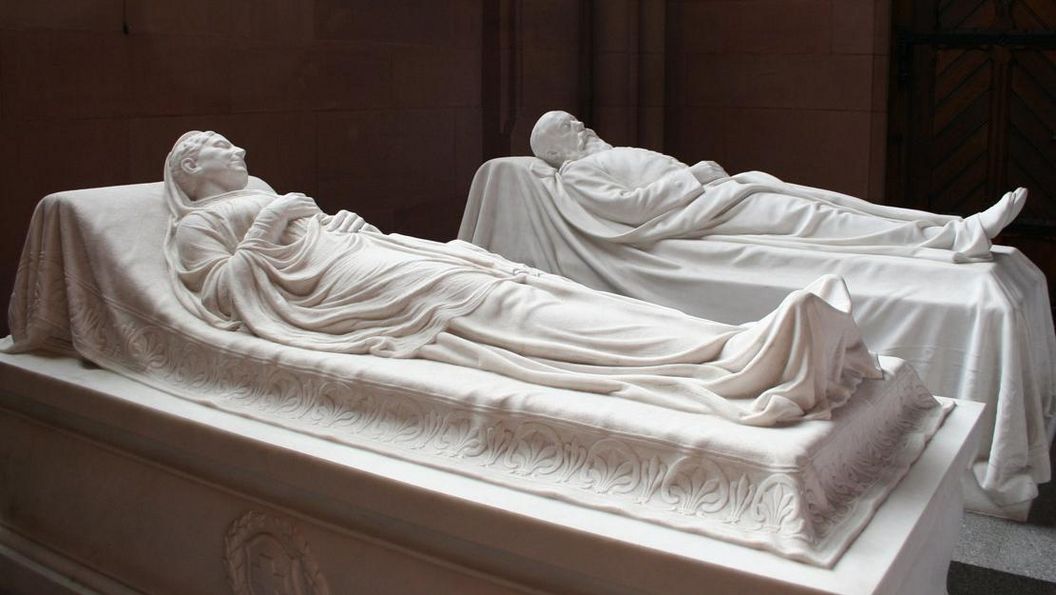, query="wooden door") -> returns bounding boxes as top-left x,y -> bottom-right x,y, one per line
889,0 -> 1056,298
